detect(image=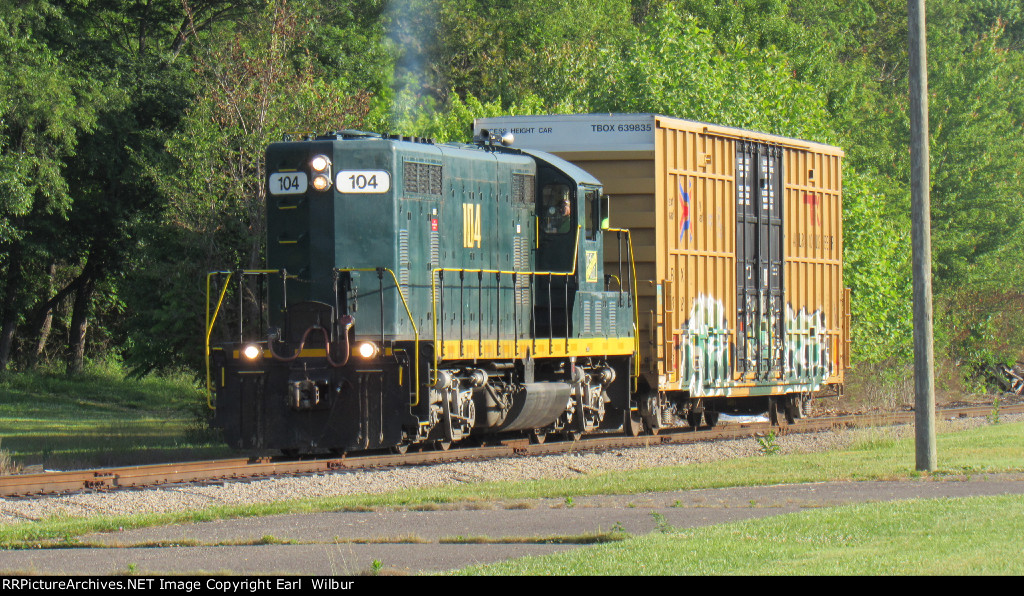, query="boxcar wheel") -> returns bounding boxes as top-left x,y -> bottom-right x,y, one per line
640,394 -> 662,436
624,407 -> 644,437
